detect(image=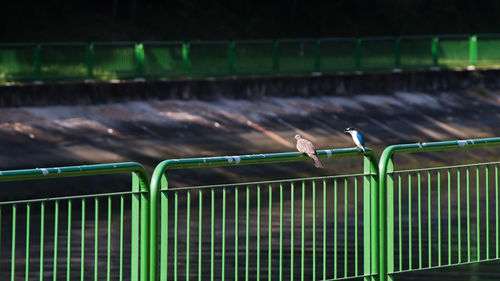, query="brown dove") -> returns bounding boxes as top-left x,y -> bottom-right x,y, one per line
295,134 -> 324,168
